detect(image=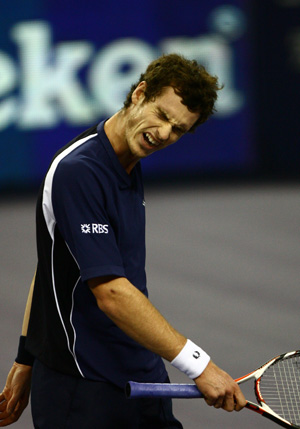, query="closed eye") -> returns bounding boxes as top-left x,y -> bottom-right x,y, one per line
156,108 -> 186,135
172,126 -> 186,136
157,109 -> 169,122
